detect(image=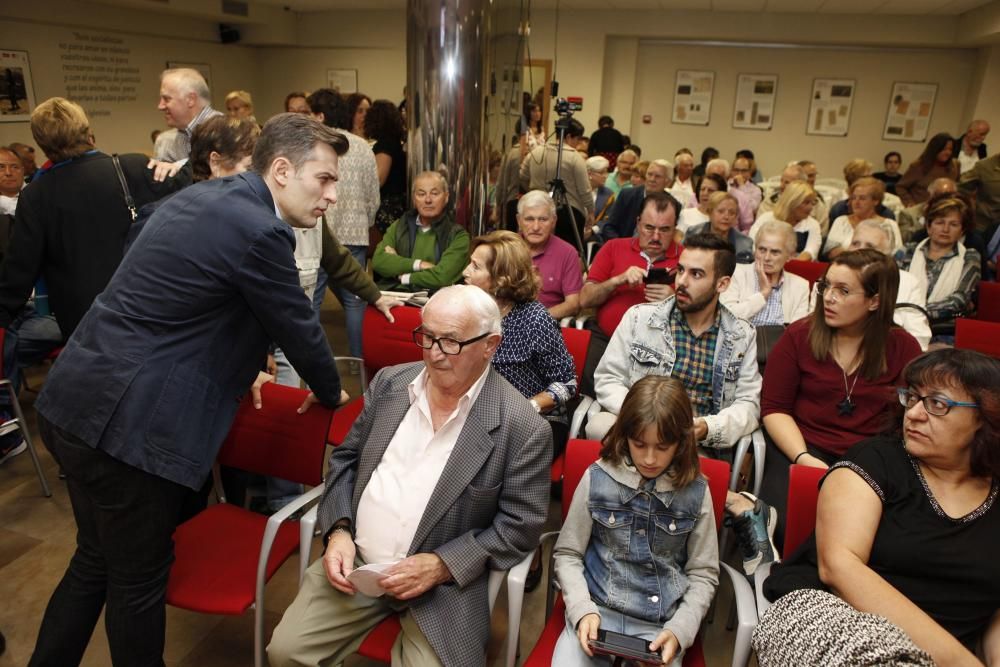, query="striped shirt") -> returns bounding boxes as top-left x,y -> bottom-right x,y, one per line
155,105 -> 223,161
